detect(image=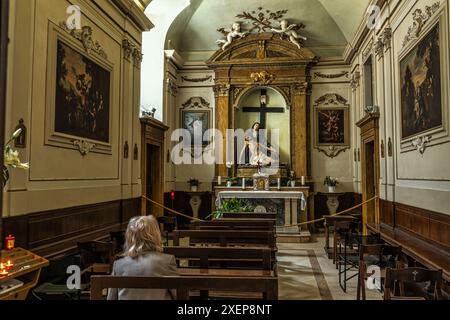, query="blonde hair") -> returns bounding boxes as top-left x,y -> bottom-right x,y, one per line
123,215 -> 163,258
